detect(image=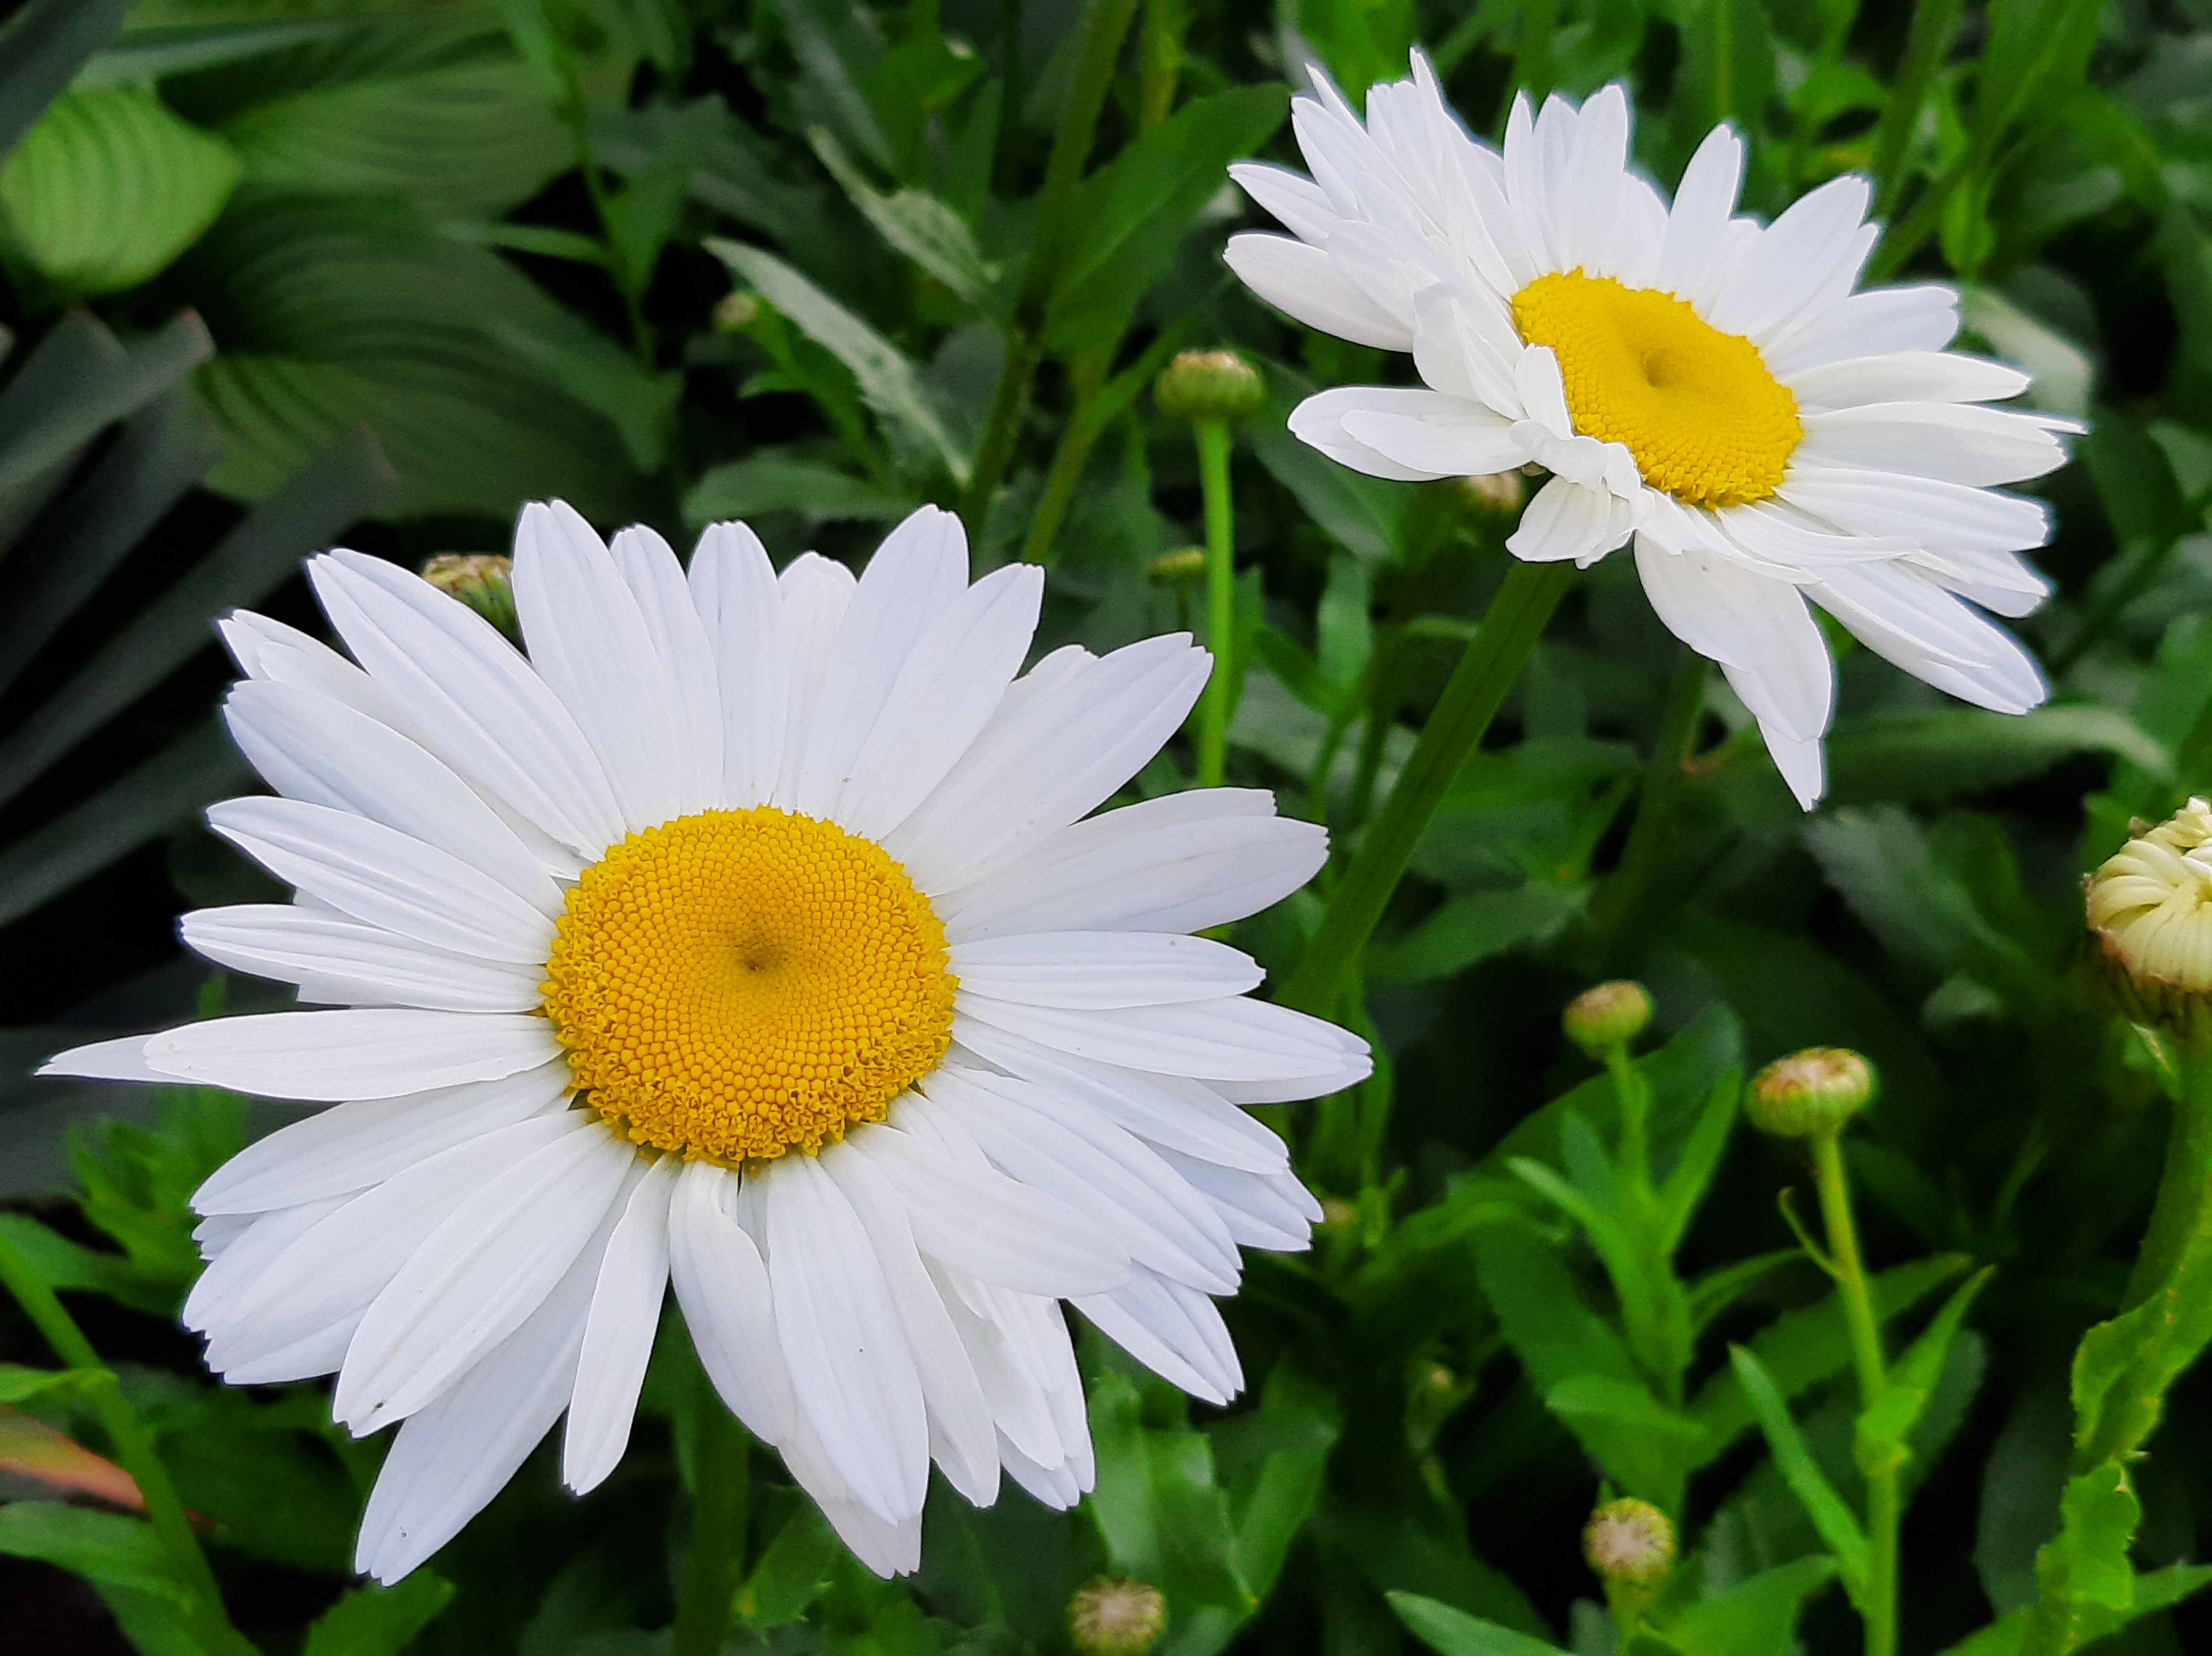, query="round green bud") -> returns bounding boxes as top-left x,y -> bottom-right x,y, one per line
1584,1498 -> 1675,1588
1147,546 -> 1207,585
1747,1048 -> 1875,1138
421,553 -> 518,642
1450,470 -> 1525,518
1562,981 -> 1653,1057
1070,1577 -> 1166,1656
1154,349 -> 1263,422
713,290 -> 763,333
